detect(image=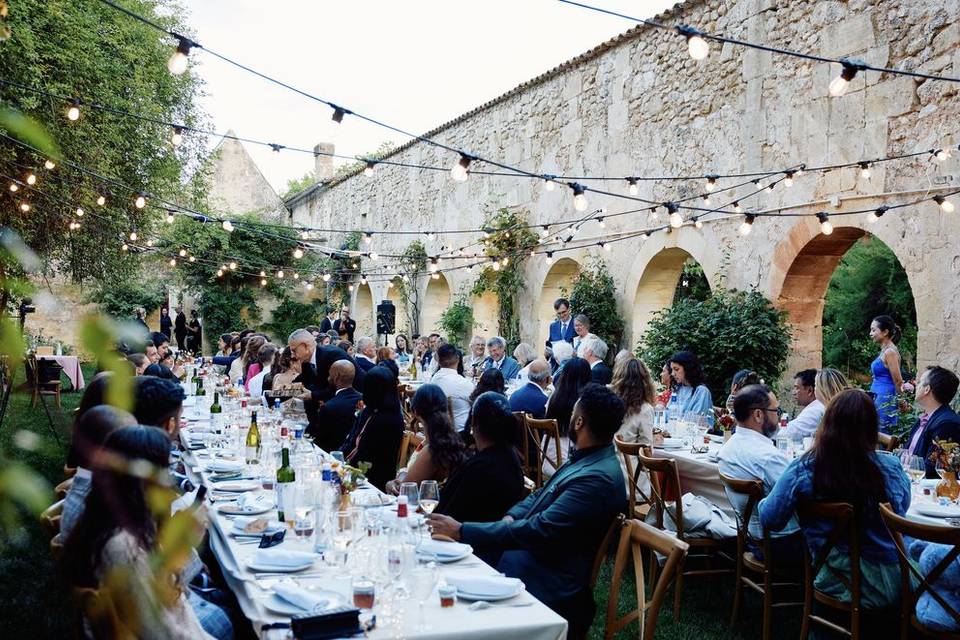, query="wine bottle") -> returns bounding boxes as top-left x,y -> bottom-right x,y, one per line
245,410 -> 261,464
209,391 -> 222,432
276,431 -> 295,524
195,376 -> 206,396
